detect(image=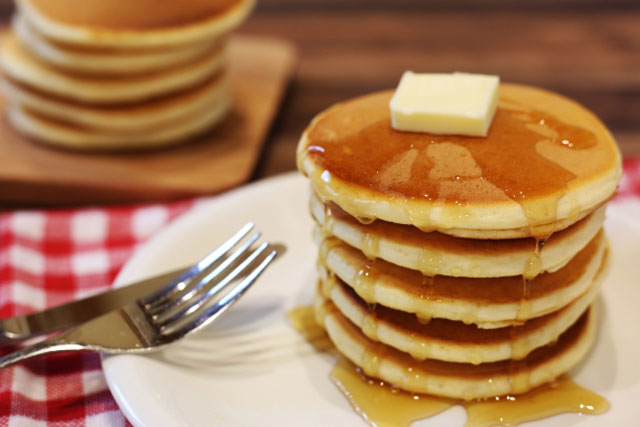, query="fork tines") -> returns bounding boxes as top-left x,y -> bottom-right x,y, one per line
140,223 -> 277,339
